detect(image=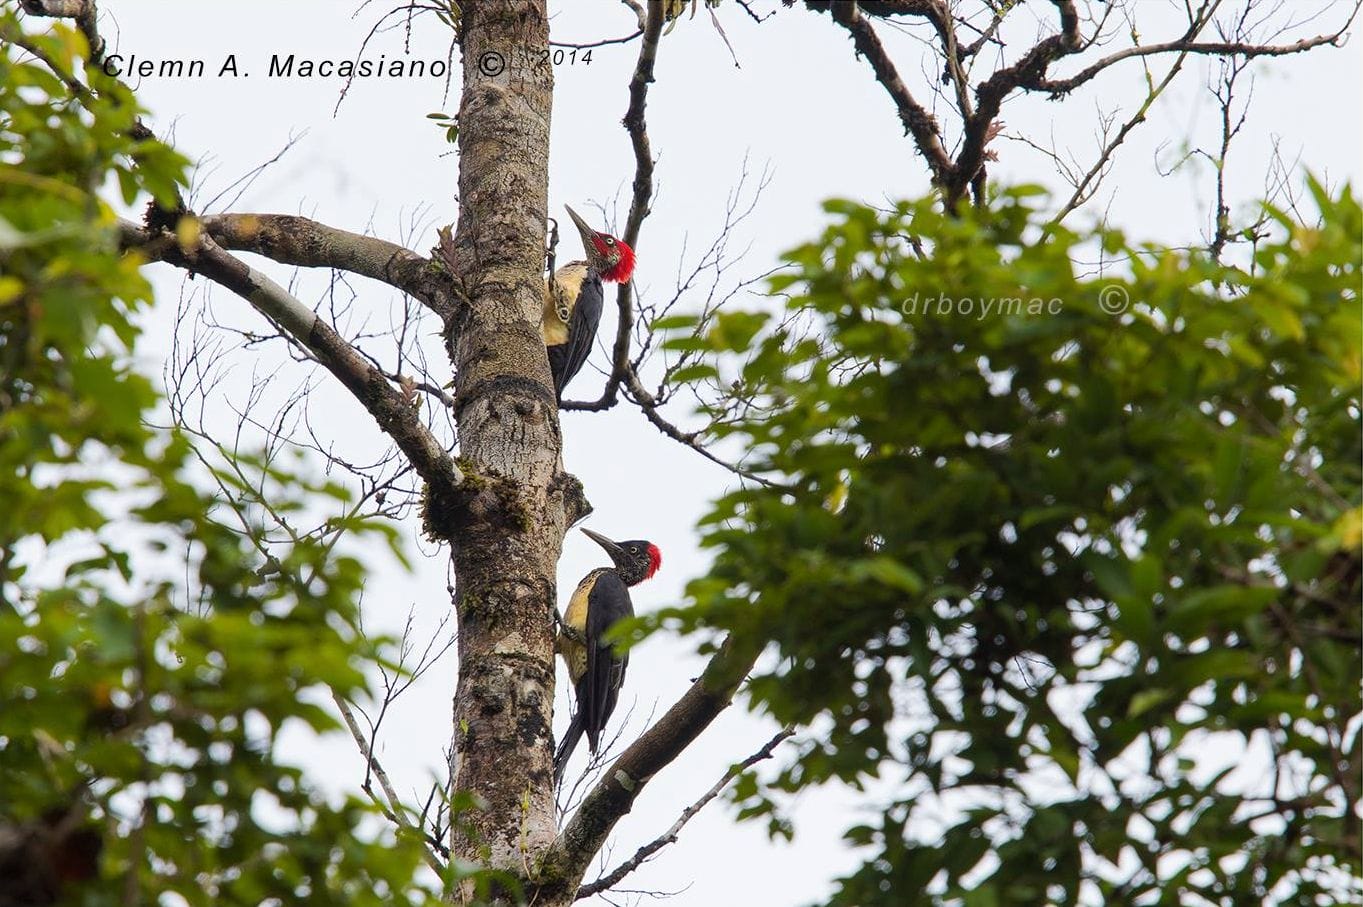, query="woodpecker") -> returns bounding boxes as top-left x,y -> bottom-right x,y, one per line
543,206 -> 635,400
555,527 -> 661,784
